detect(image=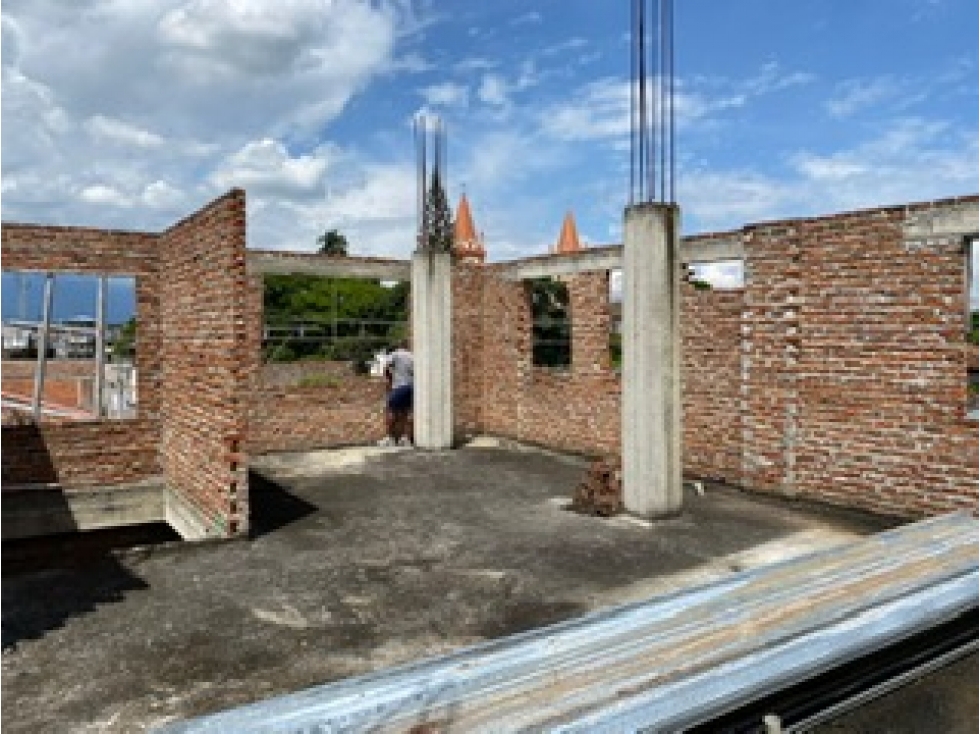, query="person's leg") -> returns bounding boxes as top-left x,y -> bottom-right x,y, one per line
387,386 -> 411,443
405,387 -> 414,445
379,391 -> 398,445
393,410 -> 409,443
